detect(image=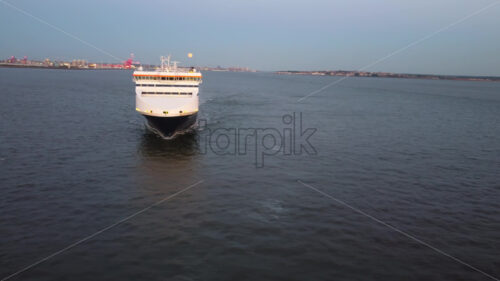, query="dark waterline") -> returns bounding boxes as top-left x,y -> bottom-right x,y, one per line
1,68 -> 500,281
